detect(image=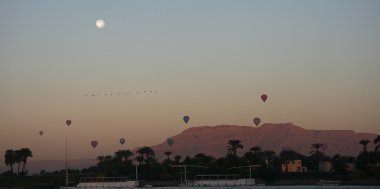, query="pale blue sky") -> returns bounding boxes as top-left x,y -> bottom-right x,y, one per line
1,0 -> 379,160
